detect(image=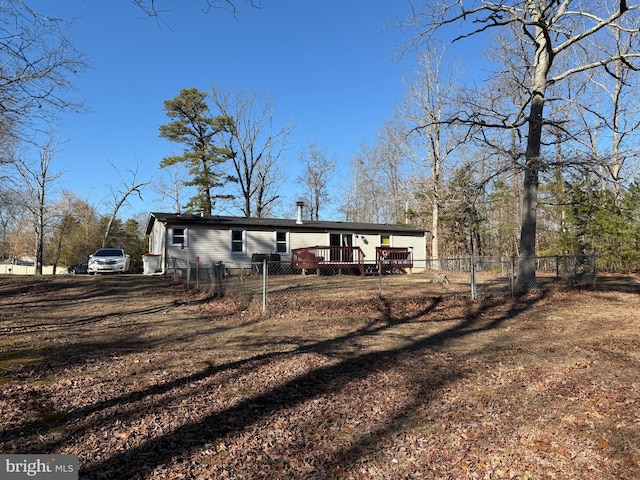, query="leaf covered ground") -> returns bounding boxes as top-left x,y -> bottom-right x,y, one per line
0,273 -> 639,479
